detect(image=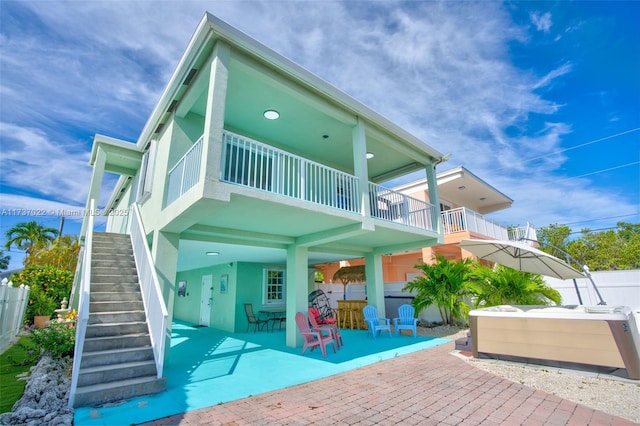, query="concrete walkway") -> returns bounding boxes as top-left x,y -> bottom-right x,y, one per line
140,341 -> 637,425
